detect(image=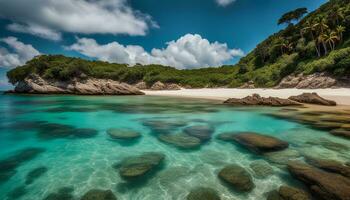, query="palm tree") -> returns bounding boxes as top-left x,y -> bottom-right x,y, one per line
329,6 -> 345,25
323,31 -> 339,51
313,17 -> 329,55
303,20 -> 321,57
336,25 -> 346,41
